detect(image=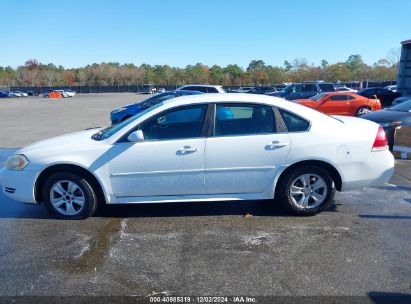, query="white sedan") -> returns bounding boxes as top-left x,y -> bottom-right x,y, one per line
0,94 -> 394,219
54,90 -> 75,98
